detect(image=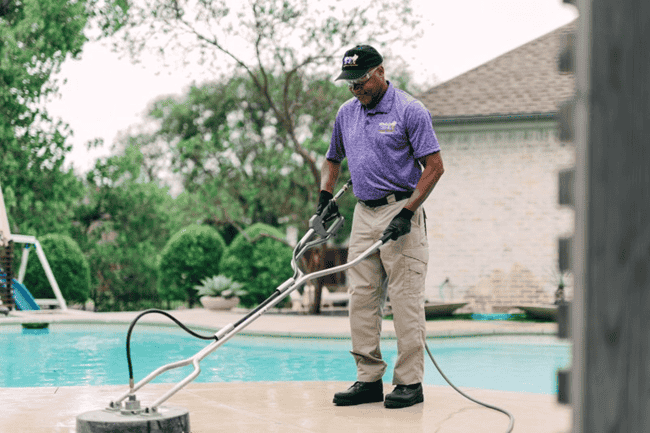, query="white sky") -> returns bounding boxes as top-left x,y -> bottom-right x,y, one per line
47,0 -> 578,174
